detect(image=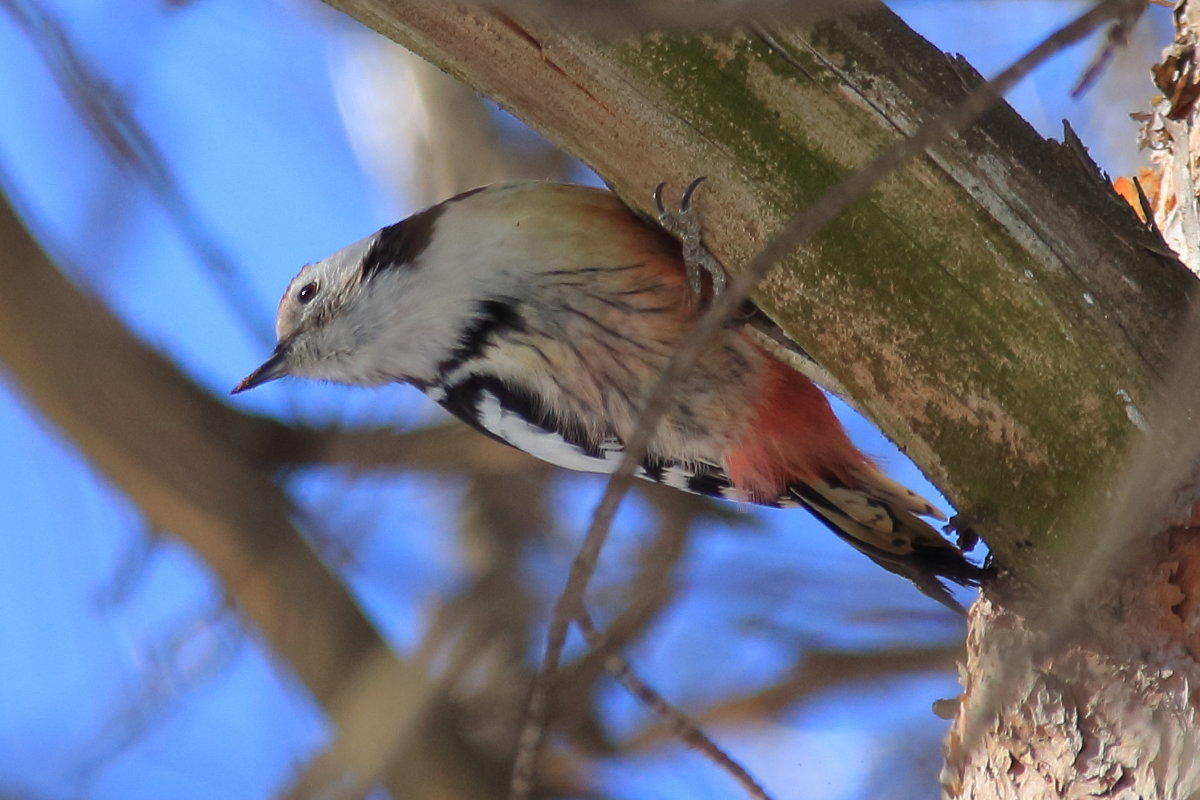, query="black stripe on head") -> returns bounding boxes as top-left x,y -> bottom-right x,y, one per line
360,186 -> 490,281
436,298 -> 527,378
361,203 -> 446,281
